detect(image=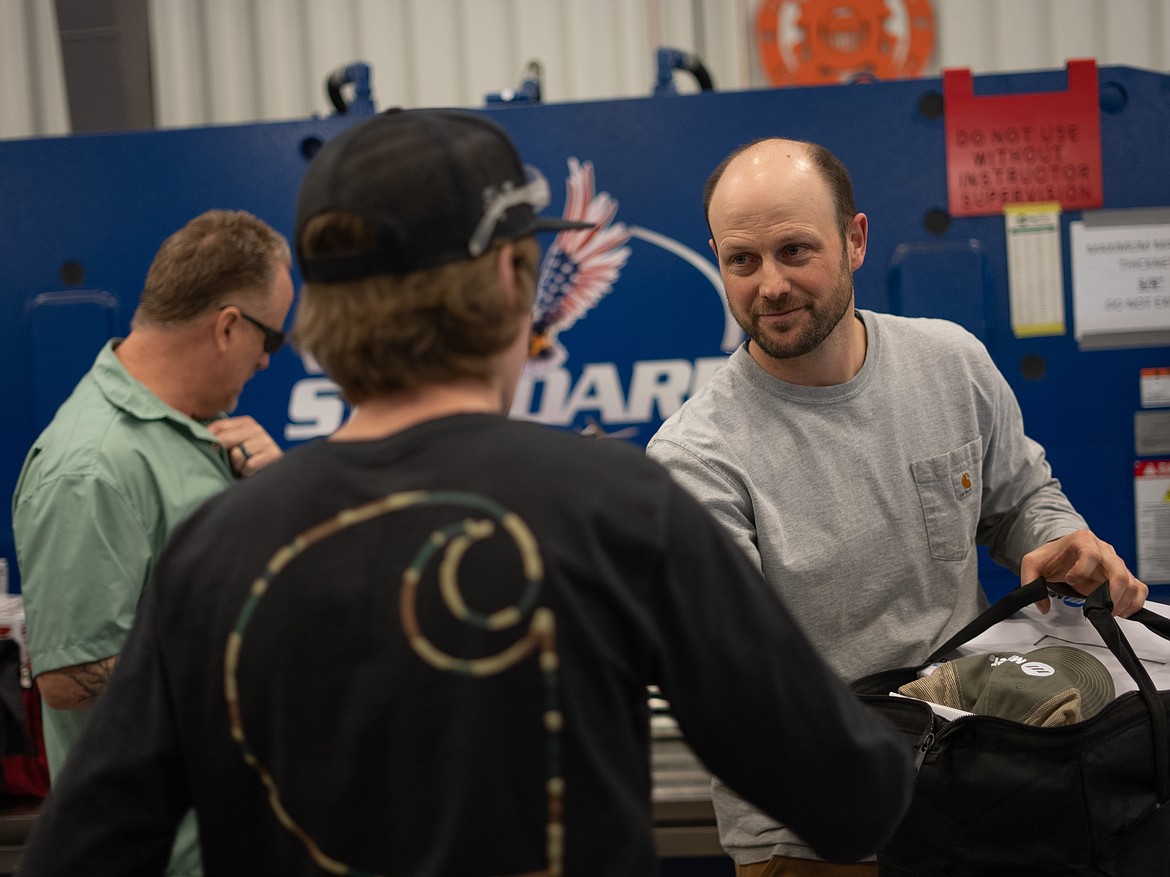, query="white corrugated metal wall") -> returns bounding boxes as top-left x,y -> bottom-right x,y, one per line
143,0 -> 755,127
0,0 -> 70,139
2,0 -> 1170,140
